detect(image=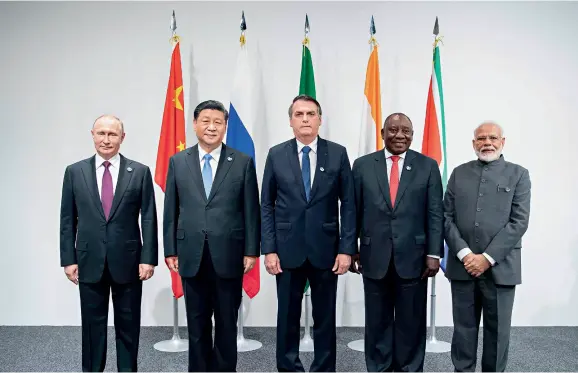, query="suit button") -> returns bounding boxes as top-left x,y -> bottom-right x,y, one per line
102,240 -> 107,244
393,235 -> 398,239
484,167 -> 489,171
202,229 -> 207,234
475,223 -> 479,227
481,178 -> 486,183
477,208 -> 481,212
205,206 -> 209,210
392,216 -> 396,220
479,193 -> 483,197
476,239 -> 480,243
